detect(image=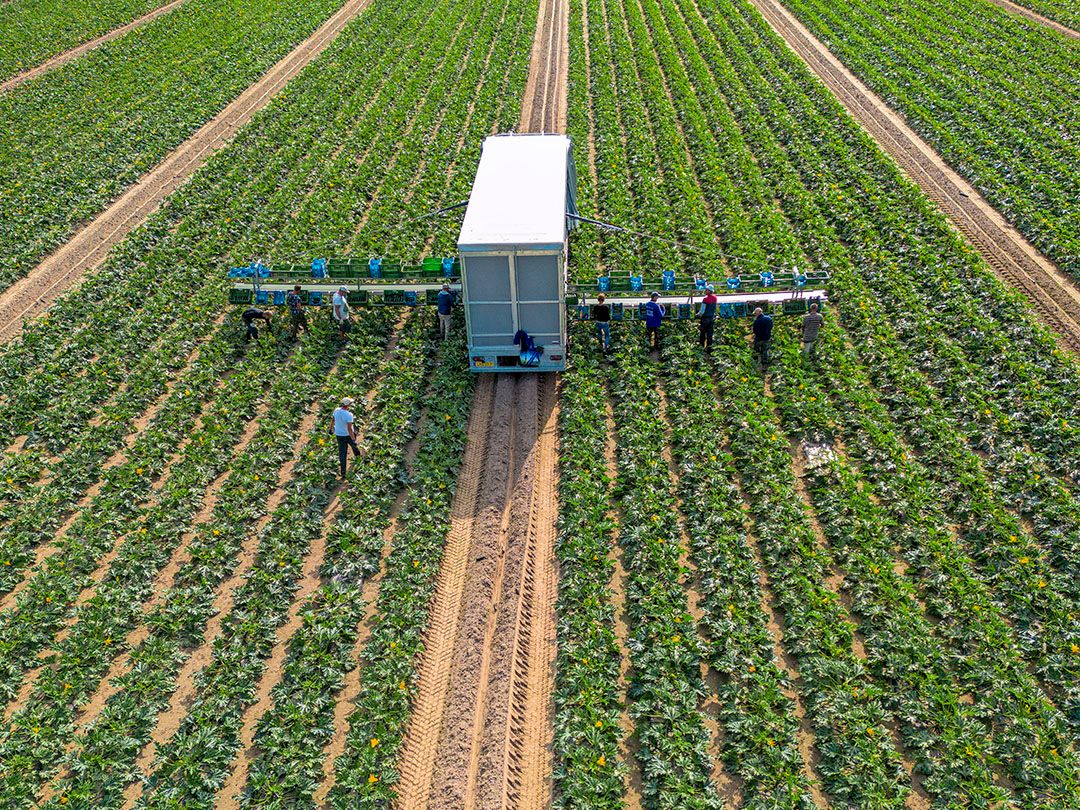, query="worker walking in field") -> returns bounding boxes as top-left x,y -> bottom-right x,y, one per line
286,285 -> 309,339
698,285 -> 718,351
332,397 -> 361,478
593,294 -> 611,354
644,291 -> 665,350
752,306 -> 773,367
332,285 -> 352,337
242,307 -> 272,342
437,283 -> 456,340
801,302 -> 824,358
